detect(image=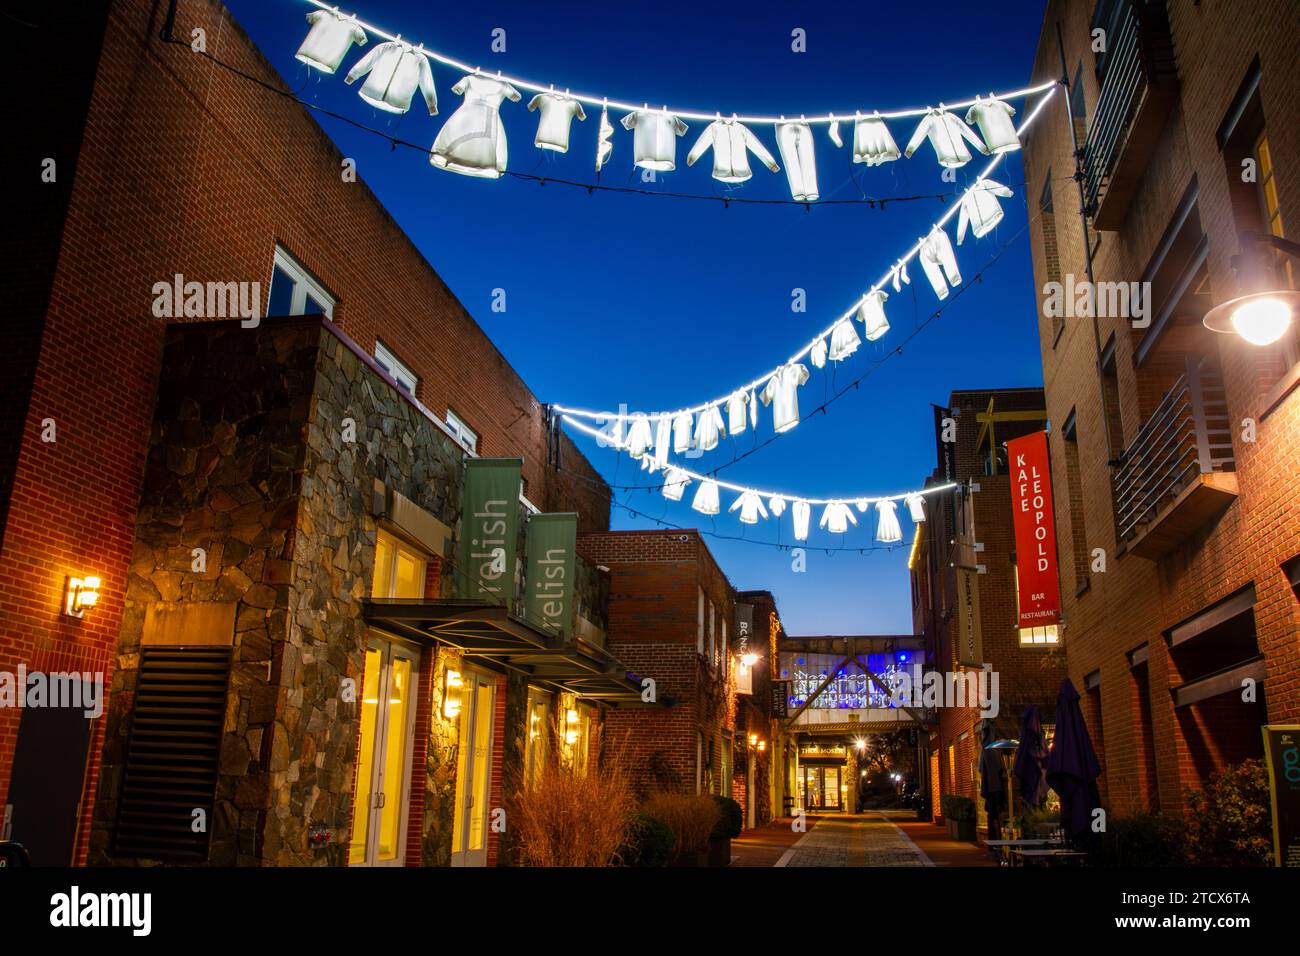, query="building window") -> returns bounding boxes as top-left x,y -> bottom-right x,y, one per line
1099,336 -> 1124,456
525,691 -> 549,788
374,341 -> 418,395
708,602 -> 716,667
372,529 -> 426,599
1014,565 -> 1060,645
266,245 -> 334,319
697,587 -> 705,656
445,409 -> 478,455
1060,410 -> 1090,595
